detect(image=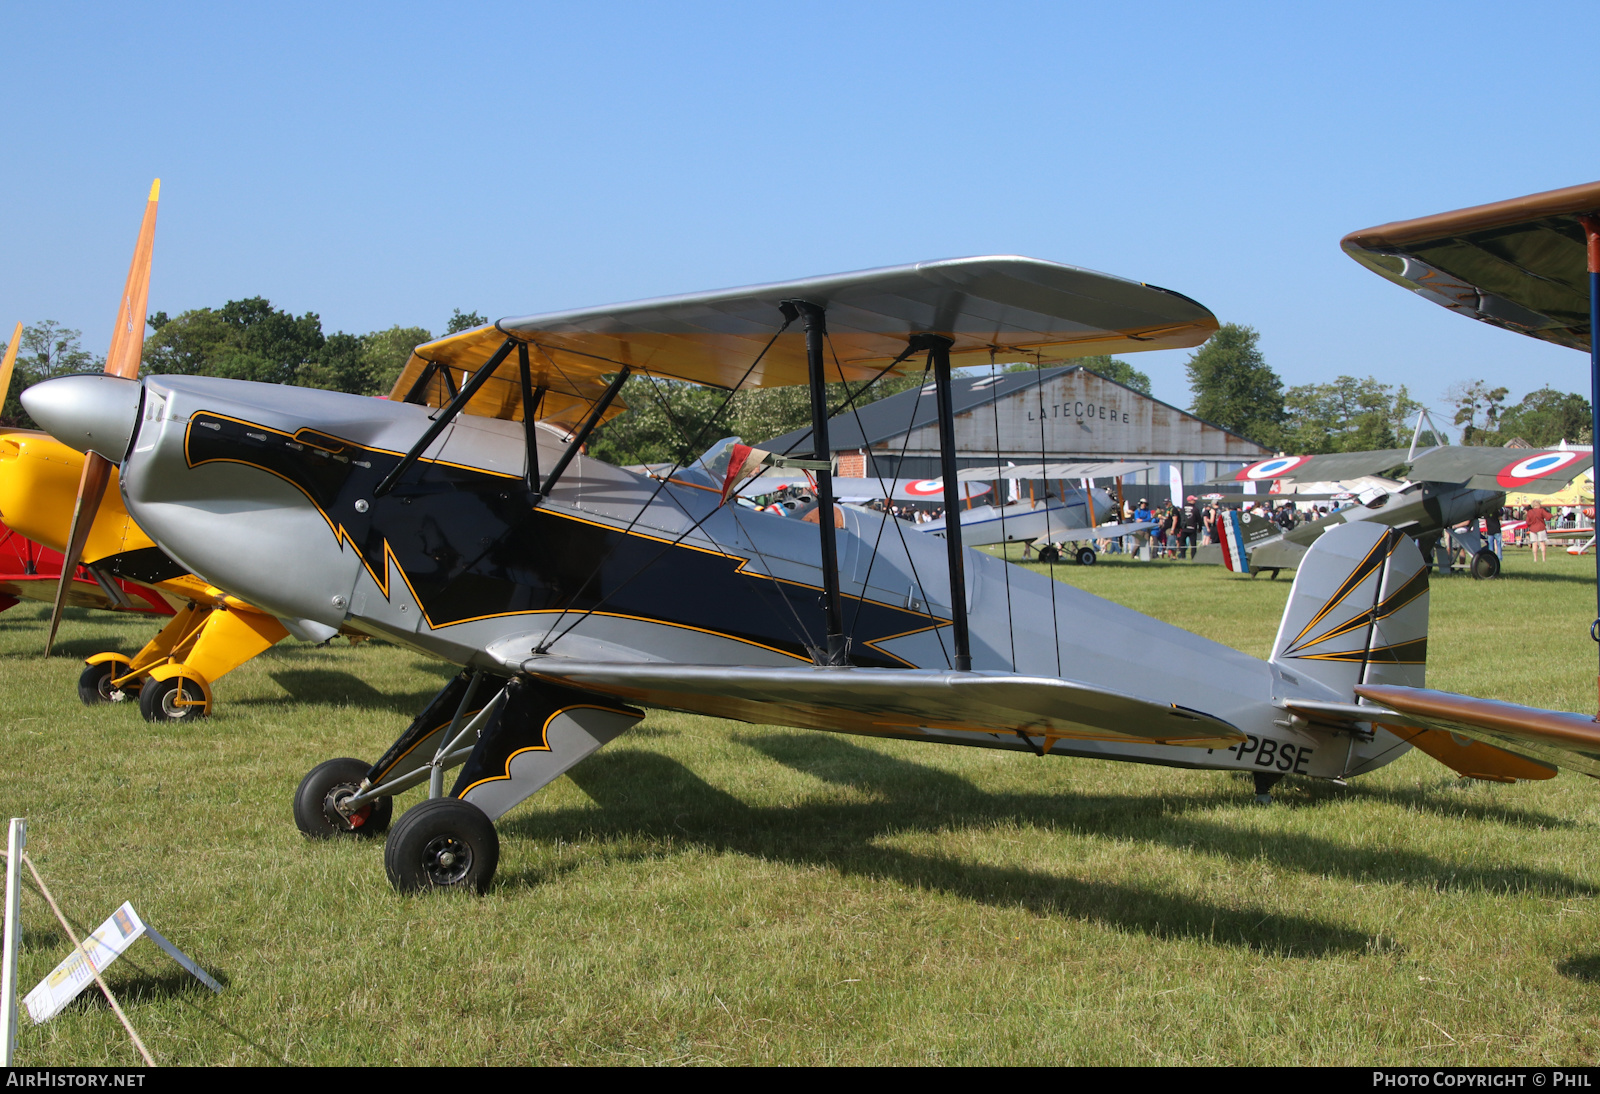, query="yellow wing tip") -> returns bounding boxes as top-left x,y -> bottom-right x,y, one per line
149,178 -> 161,201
